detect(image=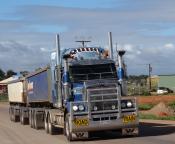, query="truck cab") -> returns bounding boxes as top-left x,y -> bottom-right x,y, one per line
51,46 -> 139,140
